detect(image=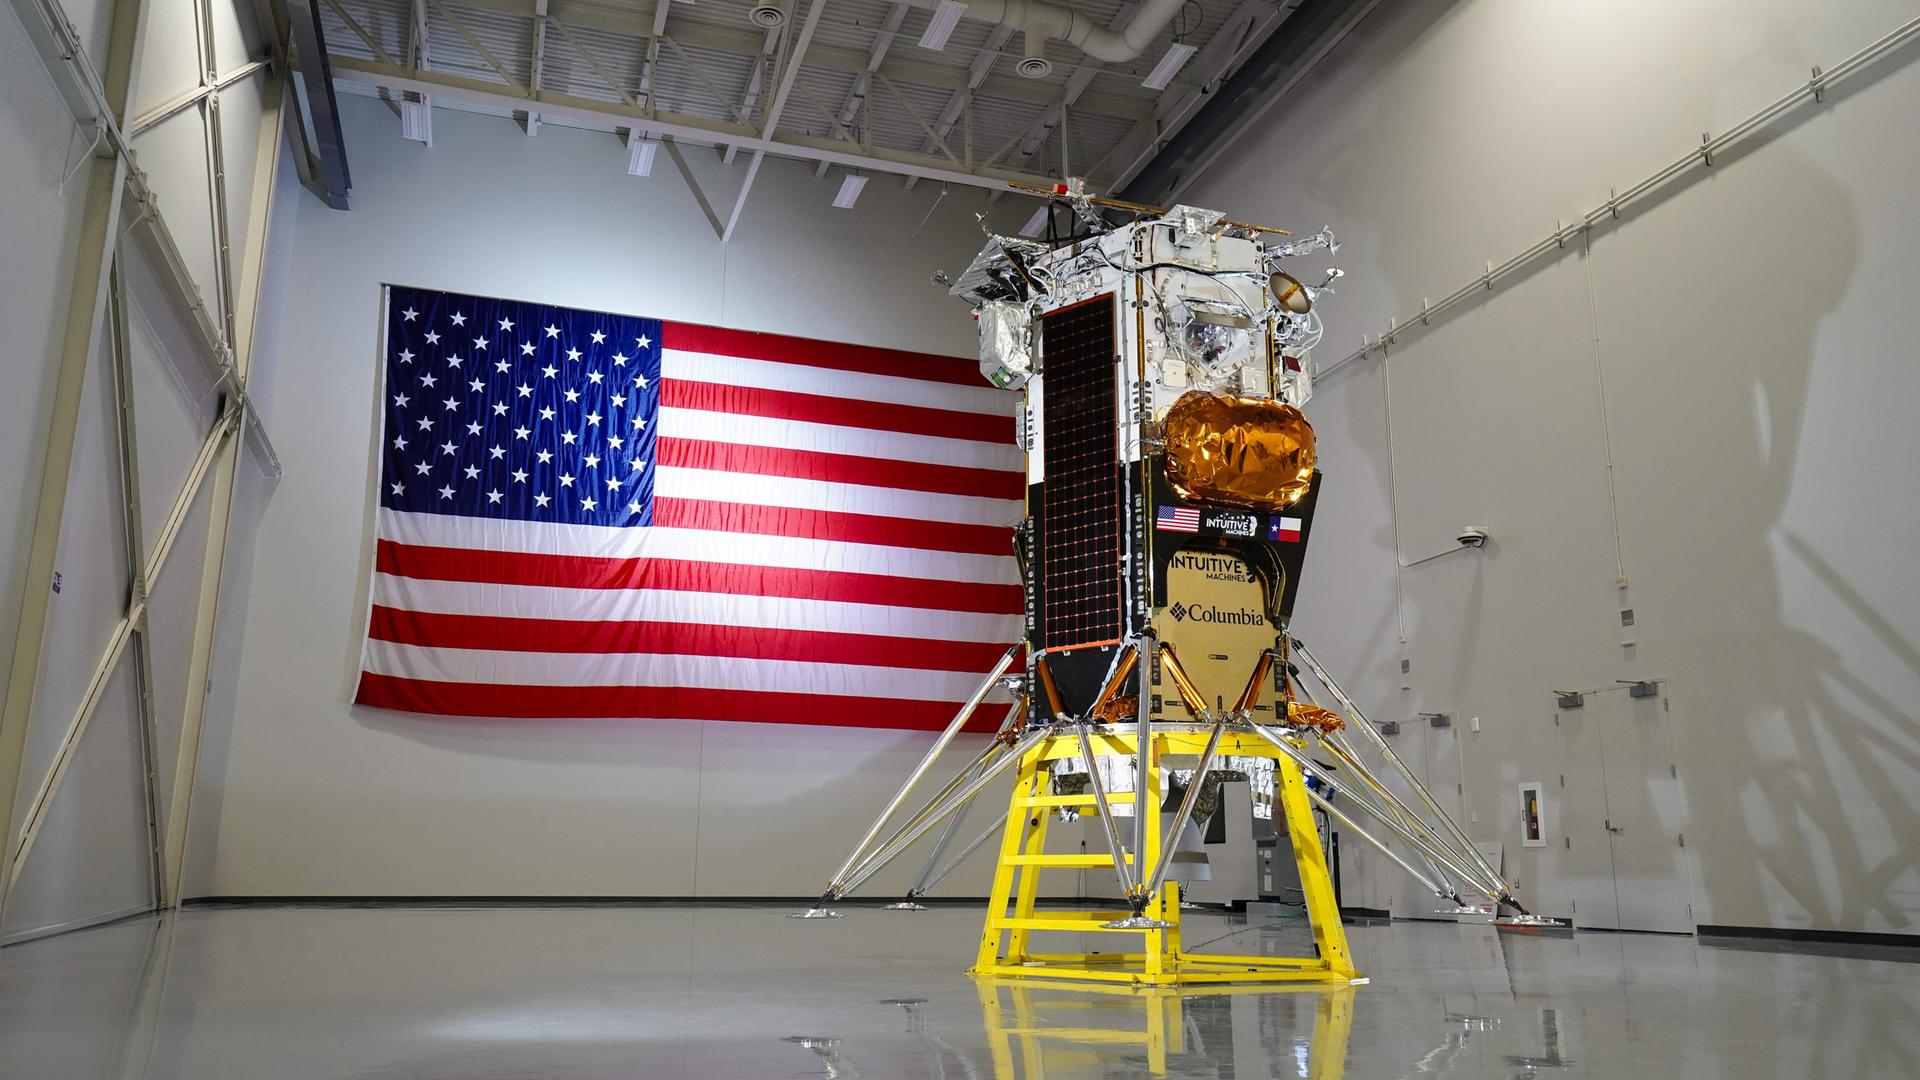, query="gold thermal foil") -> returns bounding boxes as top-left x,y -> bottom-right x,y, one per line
1288,702 -> 1346,733
1163,391 -> 1316,509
